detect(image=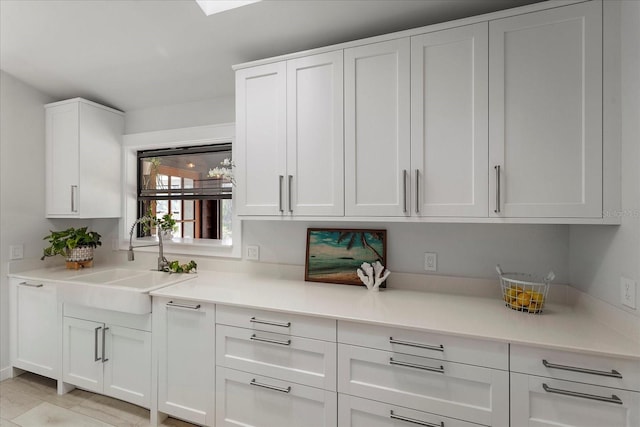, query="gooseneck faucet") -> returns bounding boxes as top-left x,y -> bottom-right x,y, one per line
128,216 -> 170,271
